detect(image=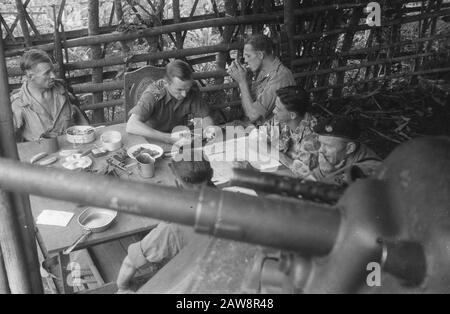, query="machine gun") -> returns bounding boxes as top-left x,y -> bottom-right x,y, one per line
230,168 -> 345,204
1,137 -> 450,293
